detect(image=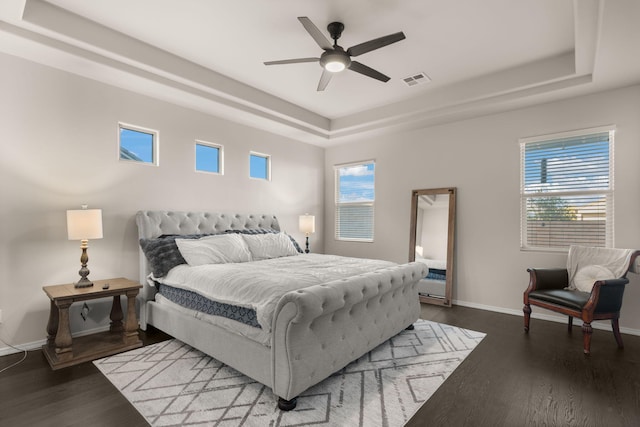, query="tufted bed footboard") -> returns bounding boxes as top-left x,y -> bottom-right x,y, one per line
271,263 -> 425,404
135,210 -> 426,410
